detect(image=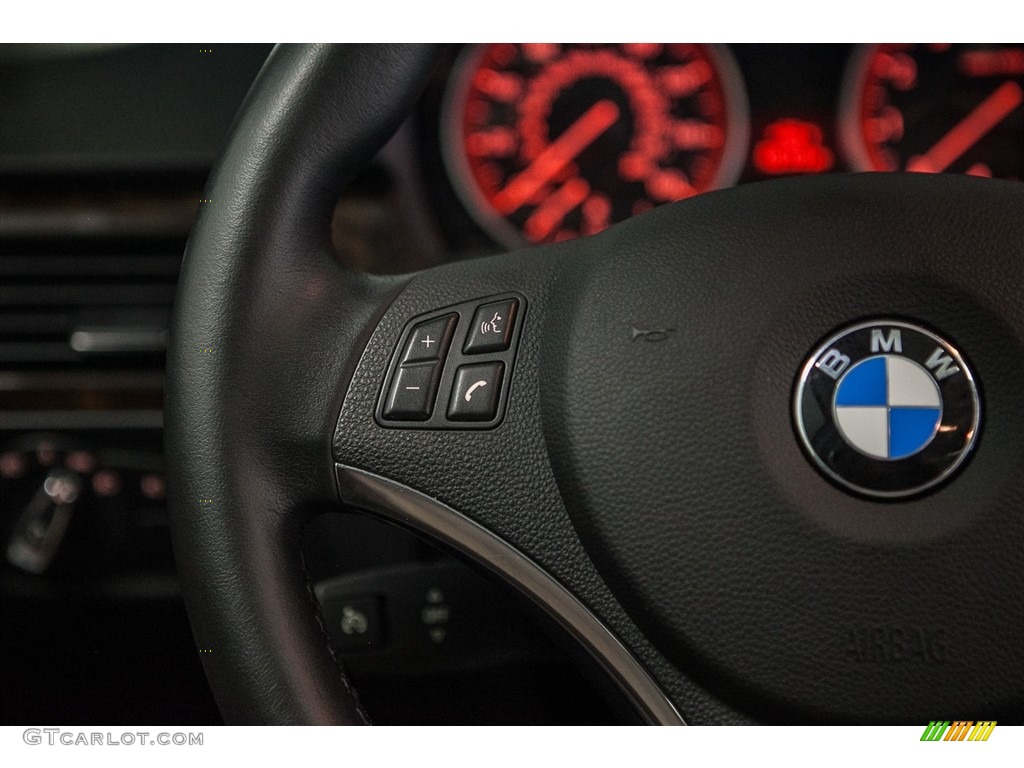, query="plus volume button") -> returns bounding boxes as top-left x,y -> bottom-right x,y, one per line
402,314 -> 457,364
